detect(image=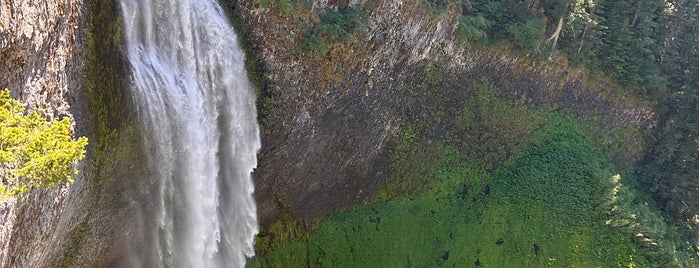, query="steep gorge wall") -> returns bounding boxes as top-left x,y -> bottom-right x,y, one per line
0,0 -> 86,120
1,0 -> 139,266
229,0 -> 655,226
0,0 -> 89,266
0,0 -> 659,266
